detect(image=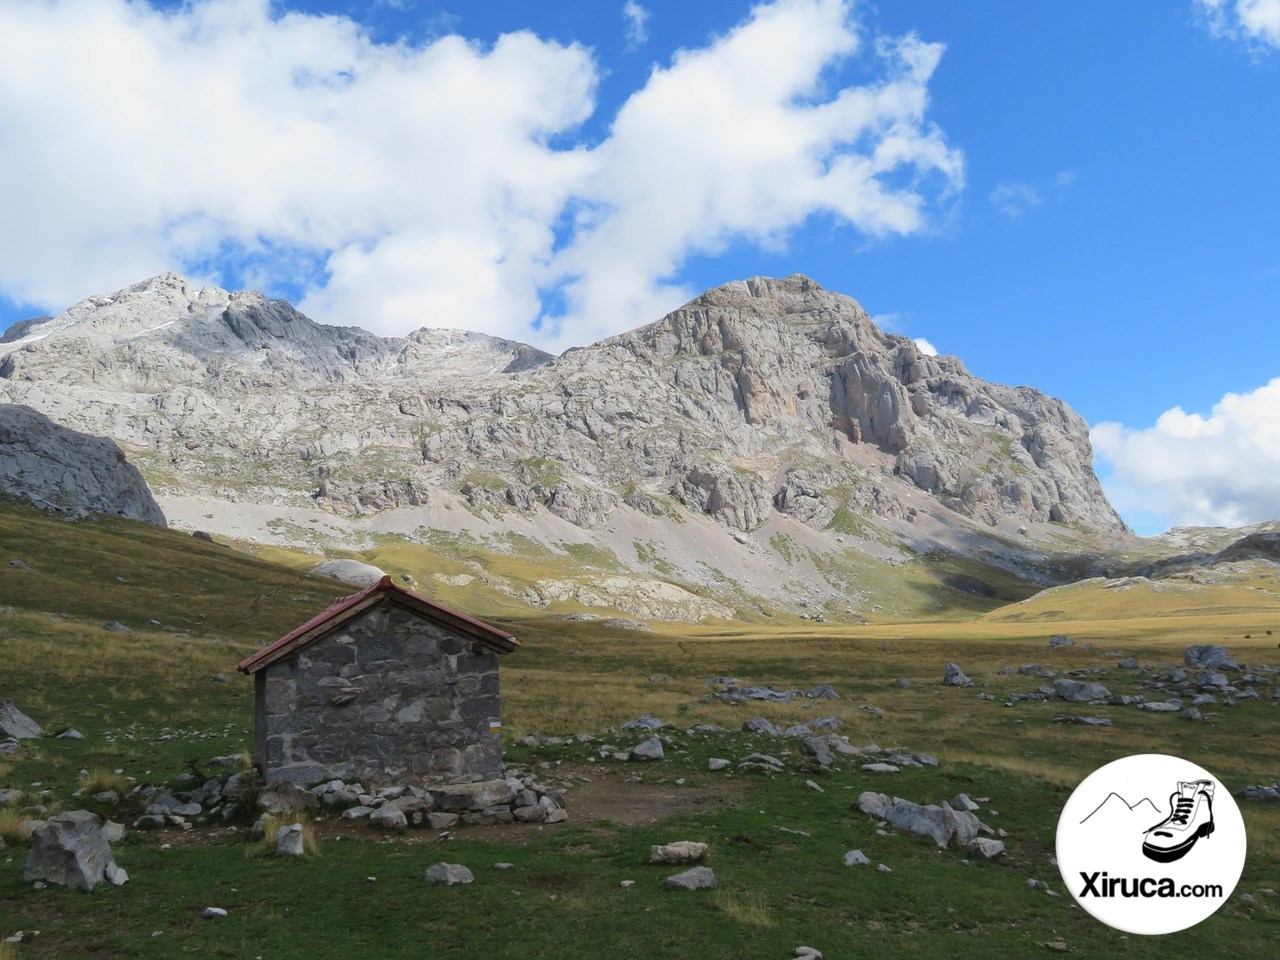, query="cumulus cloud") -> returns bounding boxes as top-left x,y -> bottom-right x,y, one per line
912,337 -> 938,356
989,182 -> 1042,219
1092,378 -> 1280,530
1197,0 -> 1280,49
623,1 -> 650,48
0,0 -> 962,350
